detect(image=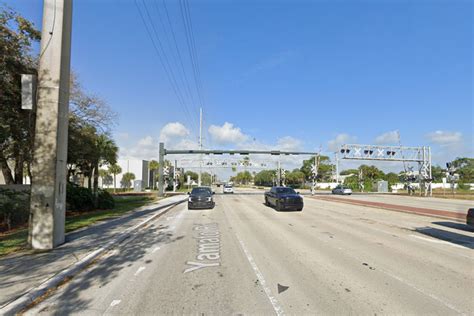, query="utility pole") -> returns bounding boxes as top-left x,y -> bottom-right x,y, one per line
335,152 -> 339,184
158,142 -> 164,197
28,0 -> 73,250
173,160 -> 177,192
198,107 -> 202,186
